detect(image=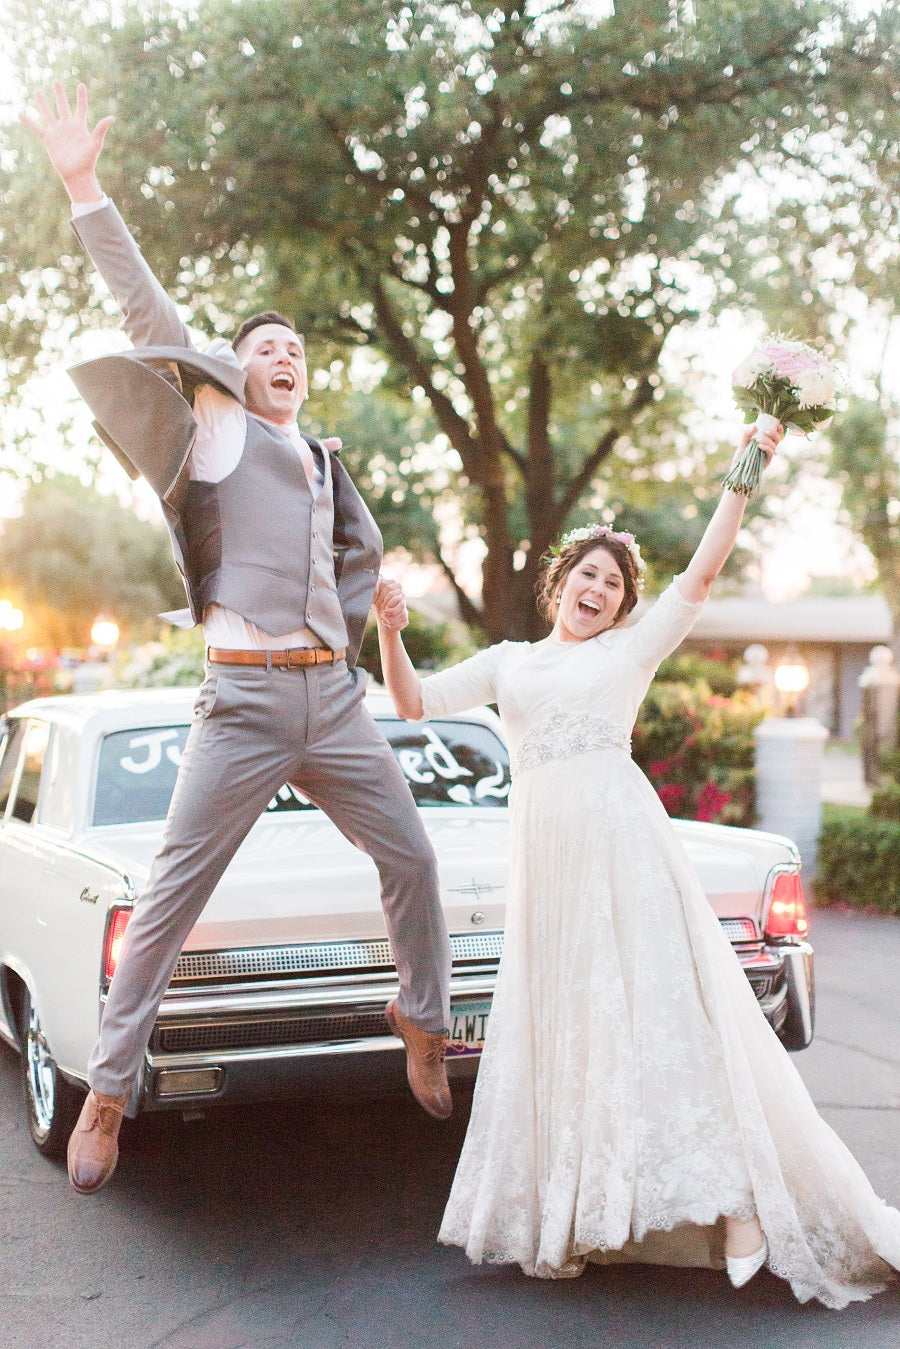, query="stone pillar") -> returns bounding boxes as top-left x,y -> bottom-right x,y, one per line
859,645 -> 900,786
755,717 -> 829,877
